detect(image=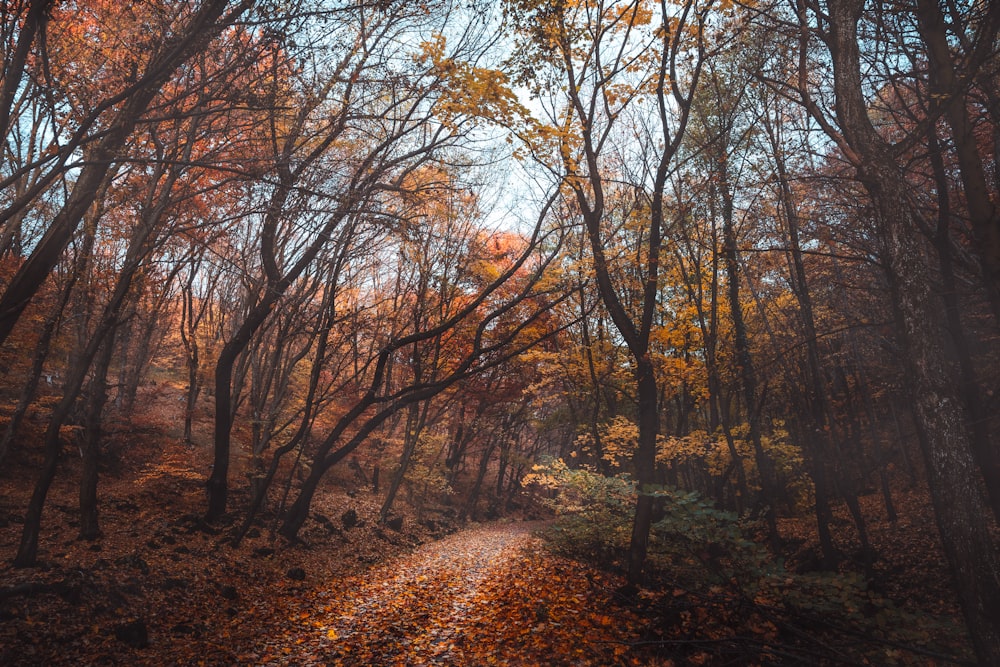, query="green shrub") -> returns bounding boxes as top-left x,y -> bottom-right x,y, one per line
524,457 -> 634,567
523,458 -> 972,665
